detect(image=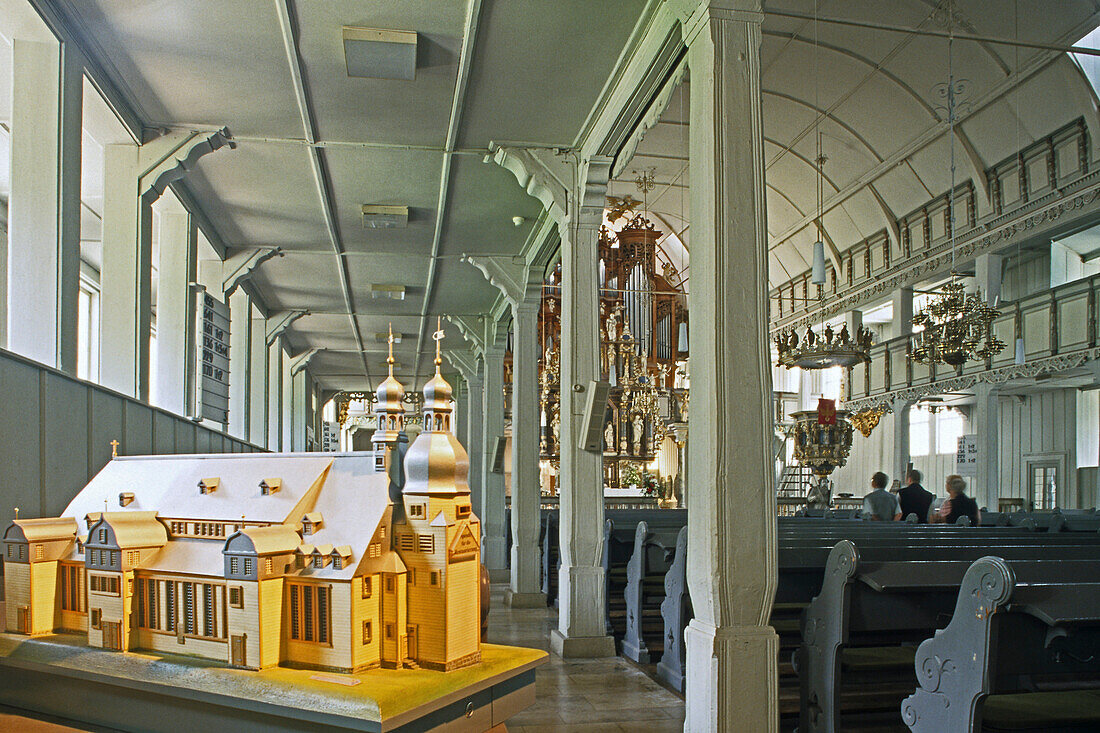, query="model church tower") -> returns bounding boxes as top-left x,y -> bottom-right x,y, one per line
395,319 -> 481,671
372,324 -> 407,477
